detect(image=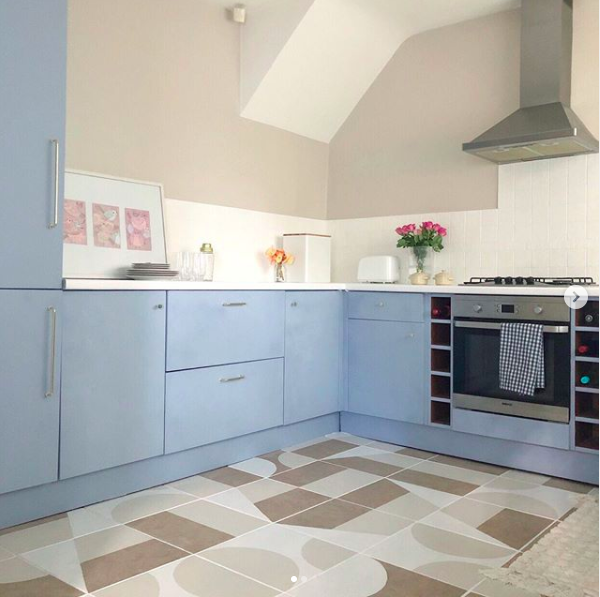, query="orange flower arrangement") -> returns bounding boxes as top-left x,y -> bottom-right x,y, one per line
265,247 -> 295,265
